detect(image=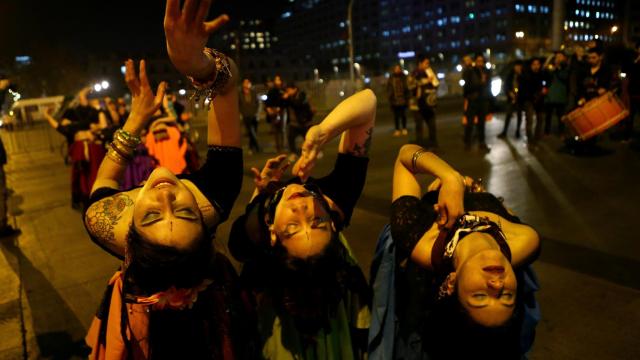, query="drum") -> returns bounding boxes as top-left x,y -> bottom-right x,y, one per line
562,92 -> 629,140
